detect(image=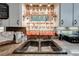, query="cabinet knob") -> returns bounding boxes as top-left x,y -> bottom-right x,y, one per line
17,20 -> 19,25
